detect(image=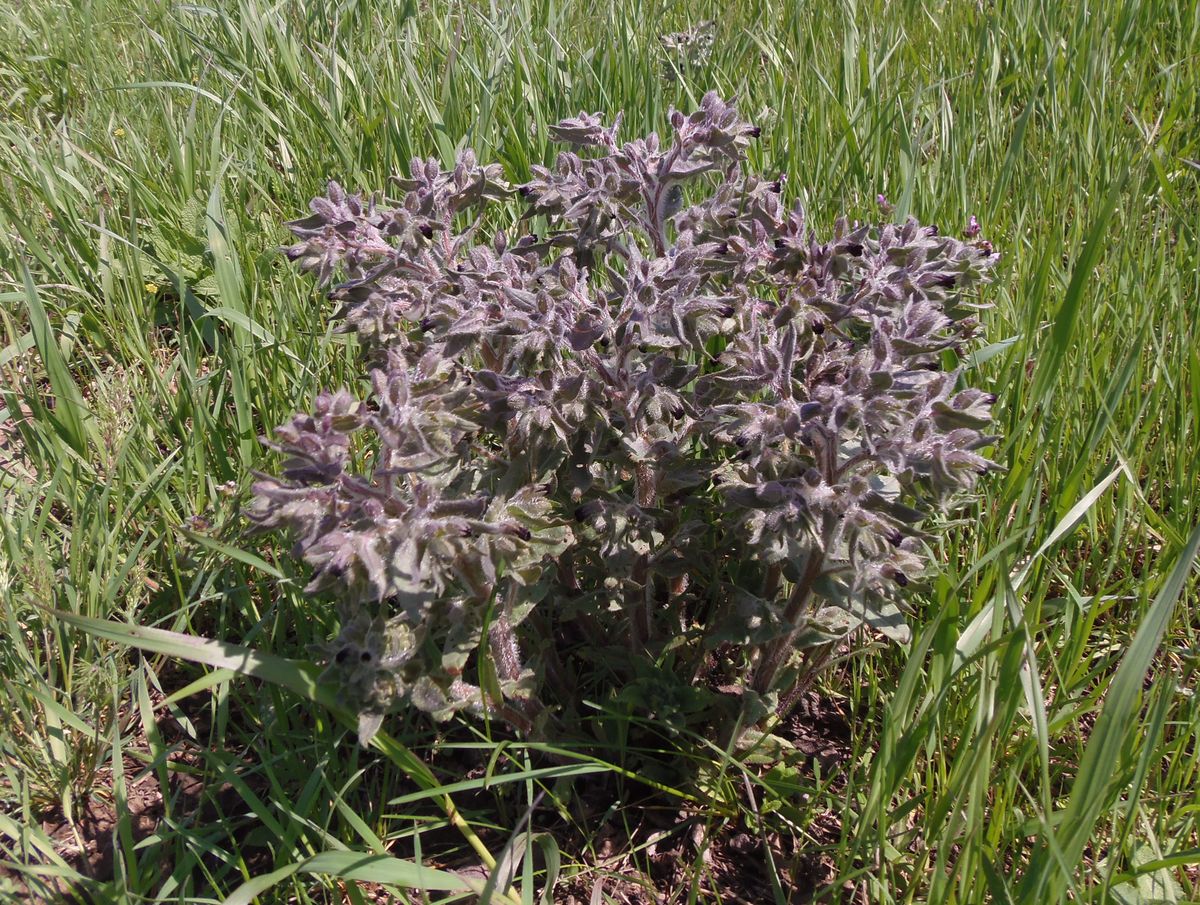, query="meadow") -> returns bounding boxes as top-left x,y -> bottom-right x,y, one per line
1,0 -> 1199,902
